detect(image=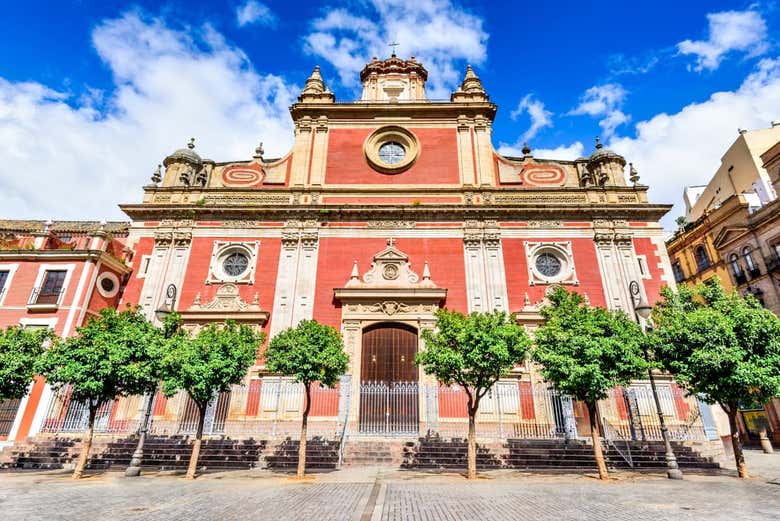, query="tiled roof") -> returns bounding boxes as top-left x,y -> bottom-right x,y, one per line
0,220 -> 129,234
